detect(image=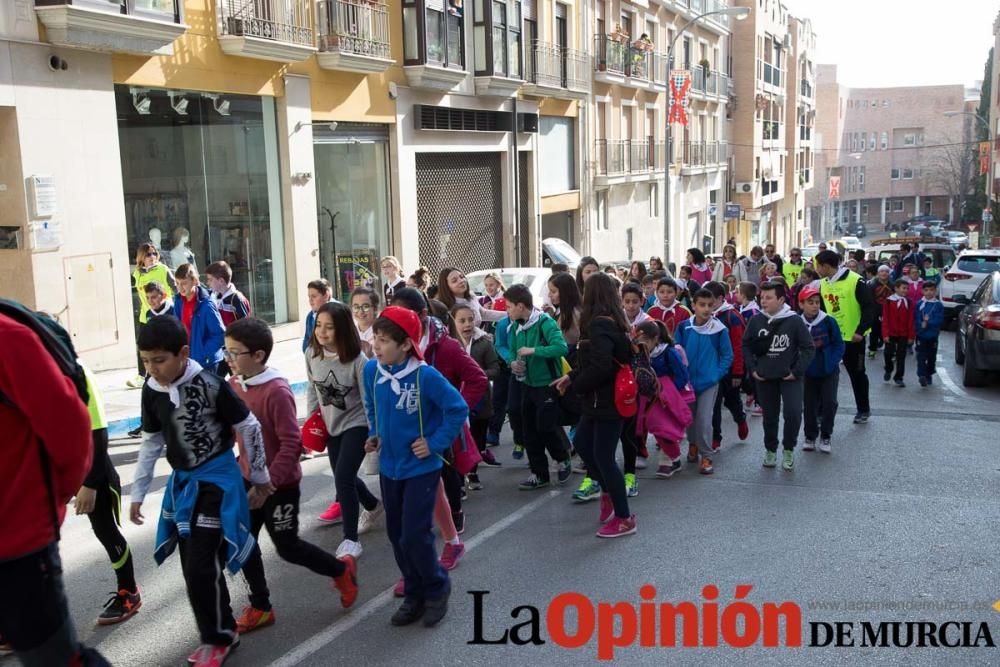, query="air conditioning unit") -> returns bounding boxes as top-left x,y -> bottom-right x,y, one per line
735,182 -> 755,194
